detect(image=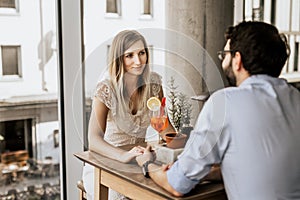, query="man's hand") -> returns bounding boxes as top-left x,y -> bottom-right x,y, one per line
136,145 -> 155,166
